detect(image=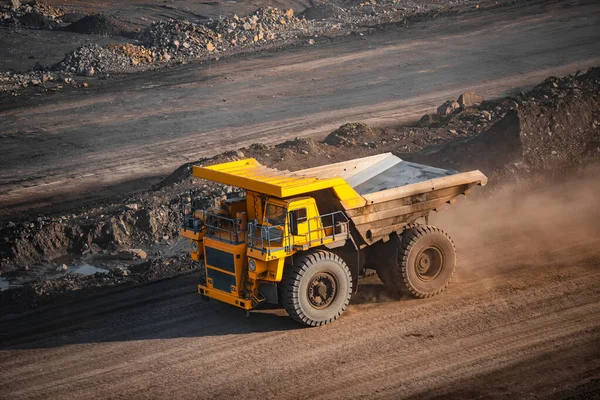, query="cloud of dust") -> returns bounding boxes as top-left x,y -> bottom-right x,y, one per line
431,165 -> 600,280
